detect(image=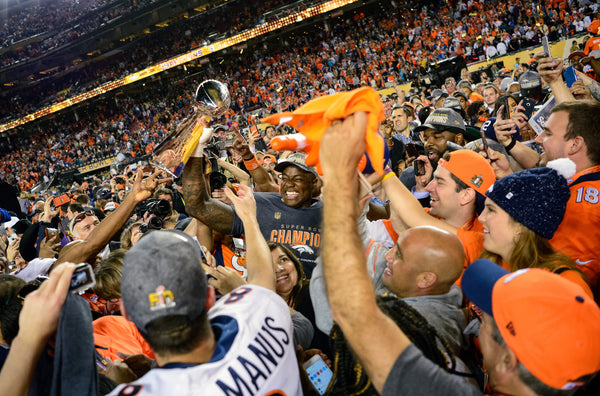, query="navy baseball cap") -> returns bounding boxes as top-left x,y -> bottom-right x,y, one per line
461,259 -> 509,316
